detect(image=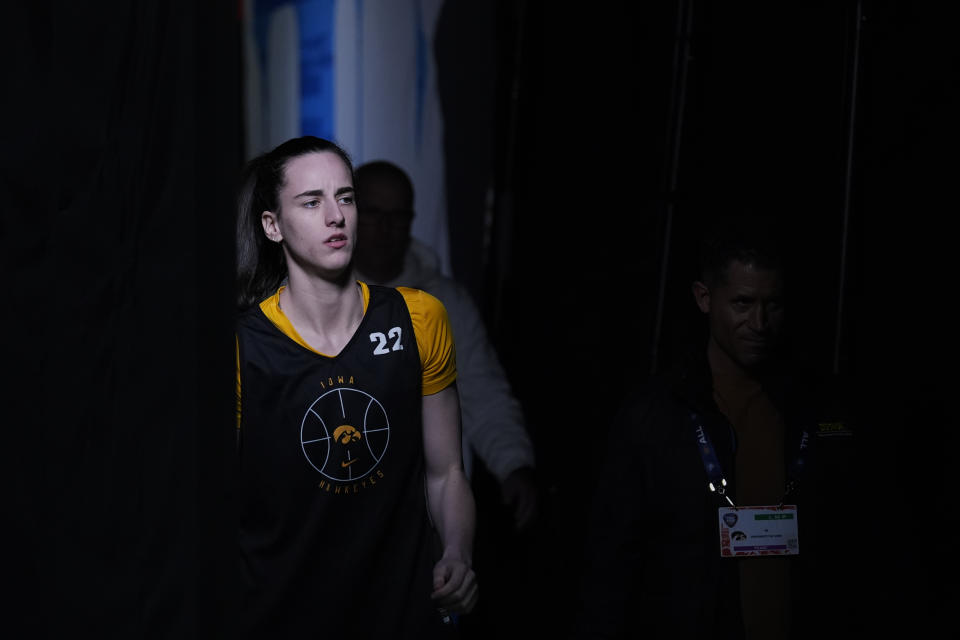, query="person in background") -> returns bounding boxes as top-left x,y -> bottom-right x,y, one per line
576,213 -> 857,639
352,160 -> 539,532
